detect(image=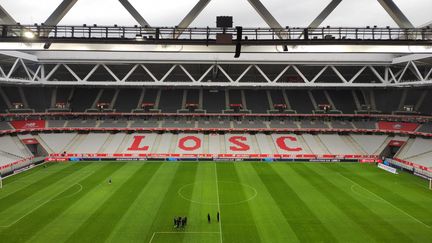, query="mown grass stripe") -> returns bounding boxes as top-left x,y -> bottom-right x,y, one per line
343,163 -> 432,210
64,163 -> 161,243
217,163 -> 261,243
235,163 -> 300,242
0,163 -> 122,243
0,163 -> 70,200
333,164 -> 432,227
0,163 -> 83,214
2,163 -> 55,185
252,163 -> 336,242
26,162 -> 134,243
293,163 -> 413,242
181,163 -> 220,243
144,163 -> 199,242
106,163 -> 179,243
